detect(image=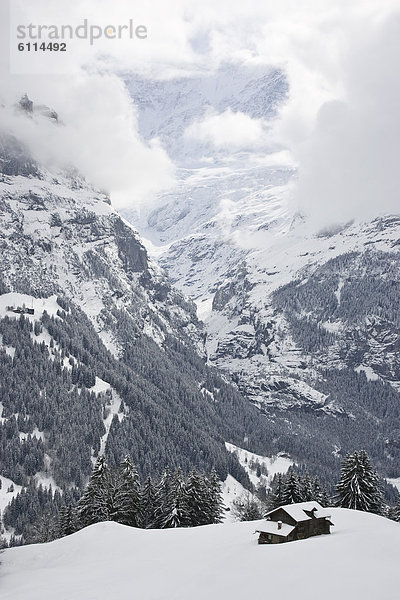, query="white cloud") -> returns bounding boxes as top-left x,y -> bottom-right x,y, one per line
185,109 -> 267,150
0,2 -> 175,211
293,15 -> 400,228
0,74 -> 175,210
2,0 -> 400,222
